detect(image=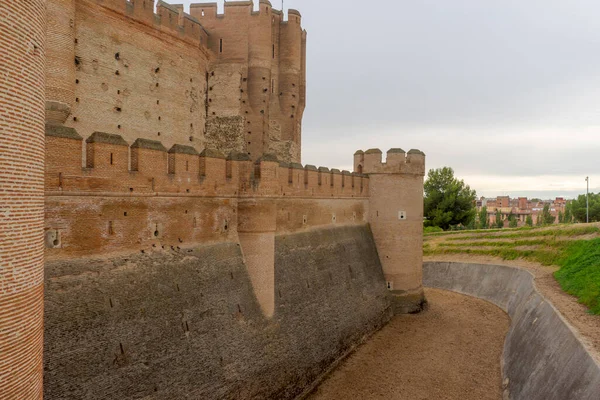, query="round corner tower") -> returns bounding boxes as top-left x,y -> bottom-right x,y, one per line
0,0 -> 47,398
355,148 -> 427,314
